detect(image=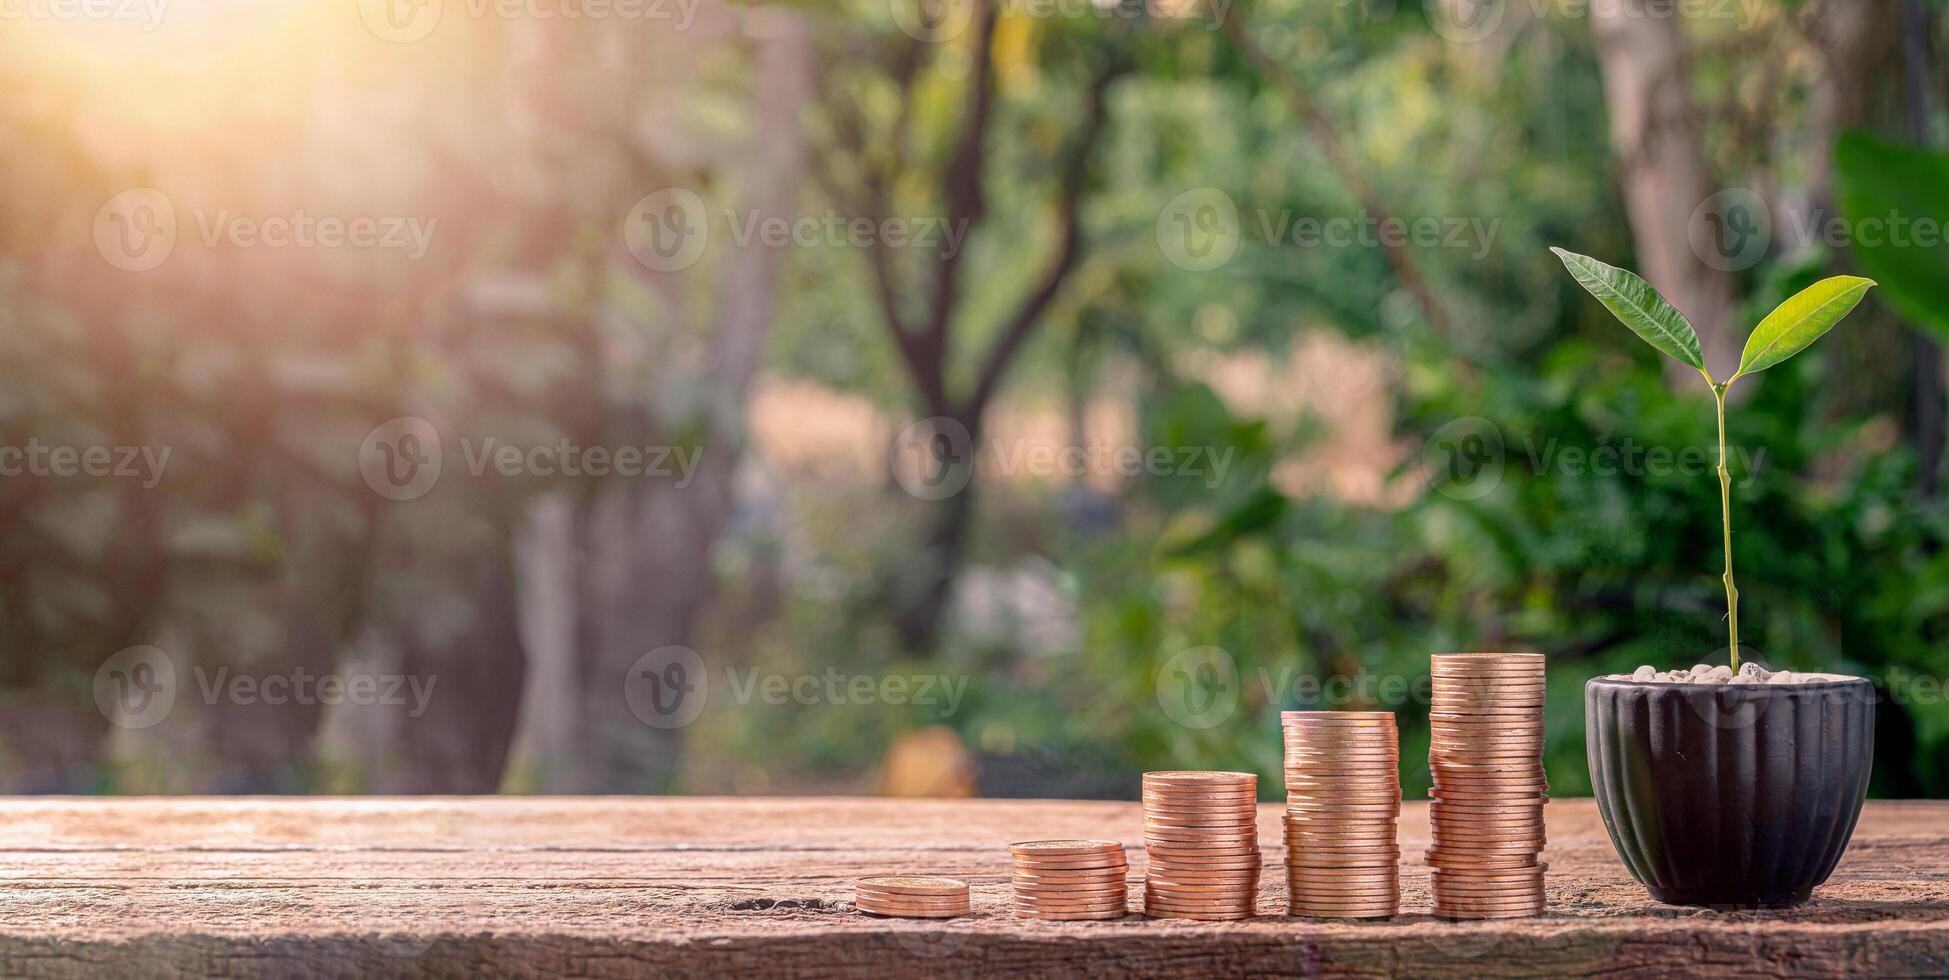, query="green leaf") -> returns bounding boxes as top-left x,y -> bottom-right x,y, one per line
1834,131 -> 1949,340
1550,247 -> 1704,371
1734,276 -> 1875,379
